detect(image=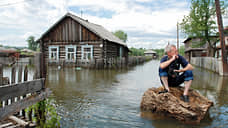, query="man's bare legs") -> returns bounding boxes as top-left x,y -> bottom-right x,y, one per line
184,80 -> 192,96
161,77 -> 192,96
161,76 -> 169,91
